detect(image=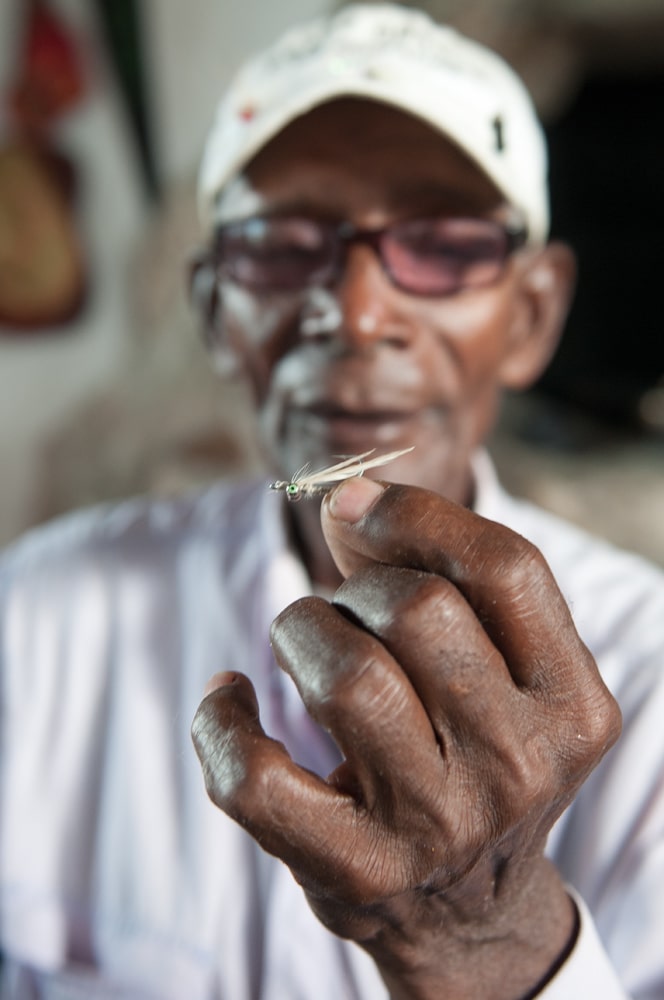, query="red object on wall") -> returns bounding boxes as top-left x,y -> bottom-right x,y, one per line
8,0 -> 86,132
